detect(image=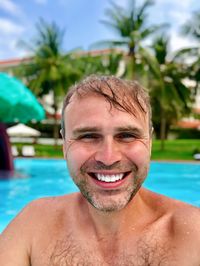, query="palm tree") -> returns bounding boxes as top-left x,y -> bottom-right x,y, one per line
76,49 -> 125,77
181,11 -> 200,42
100,0 -> 166,79
16,19 -> 81,143
176,11 -> 200,93
144,36 -> 193,150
